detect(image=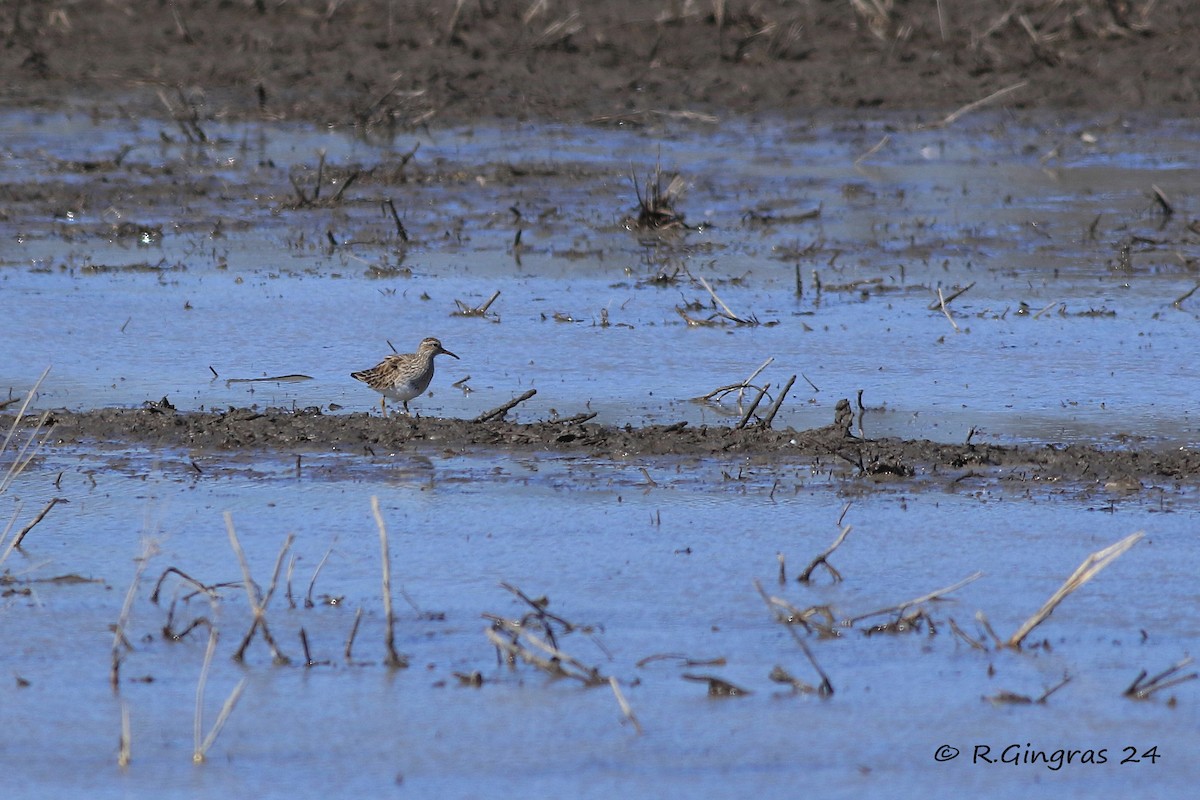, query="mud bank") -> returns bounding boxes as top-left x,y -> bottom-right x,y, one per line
12,403 -> 1199,490
2,1 -> 1197,128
